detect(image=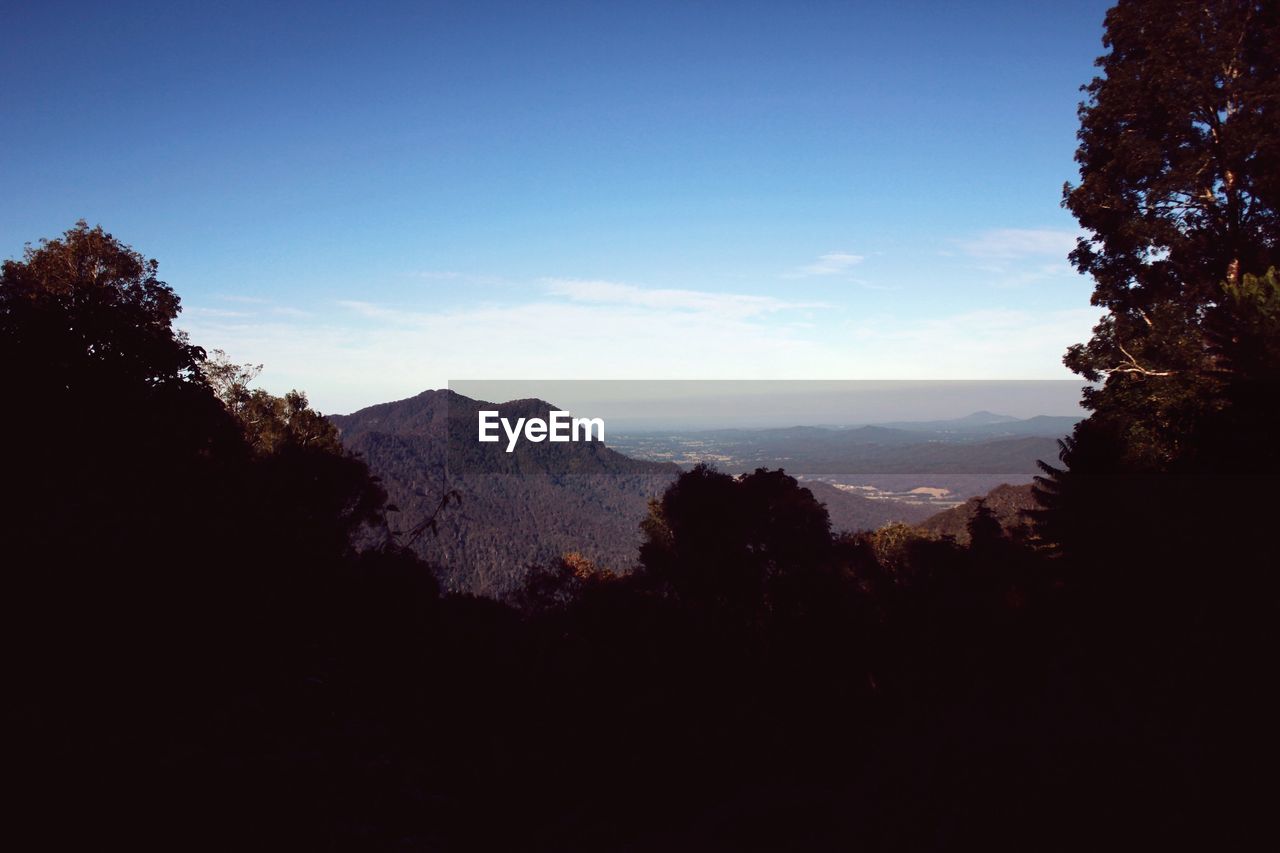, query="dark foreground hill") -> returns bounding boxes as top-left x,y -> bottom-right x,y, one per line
331,390 -> 943,595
